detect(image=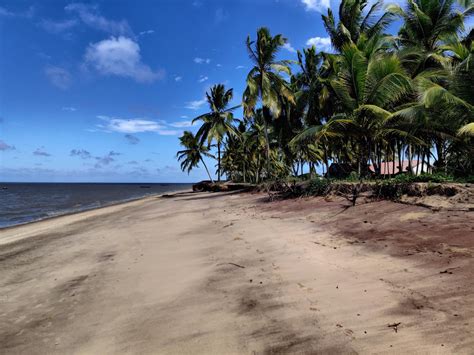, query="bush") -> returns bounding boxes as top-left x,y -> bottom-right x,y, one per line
306,178 -> 331,196
391,173 -> 455,184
